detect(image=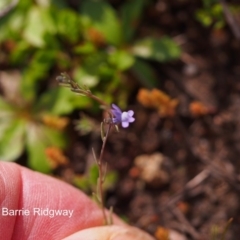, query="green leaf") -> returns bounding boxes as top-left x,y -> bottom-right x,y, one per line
23,7 -> 46,47
73,176 -> 90,192
26,121 -> 67,172
0,119 -> 26,161
0,96 -> 14,118
23,6 -> 54,47
74,42 -> 96,55
80,0 -> 122,46
195,3 -> 225,29
73,67 -> 99,88
21,50 -> 57,101
195,10 -> 213,27
36,87 -> 91,115
104,170 -> 118,190
55,8 -> 81,43
0,120 -> 12,139
26,123 -> 51,173
0,0 -> 32,41
131,58 -> 158,88
121,0 -> 147,42
10,41 -> 32,64
89,164 -> 99,186
132,36 -> 181,62
43,127 -> 67,149
80,51 -> 115,80
108,50 -> 135,71
50,0 -> 68,8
